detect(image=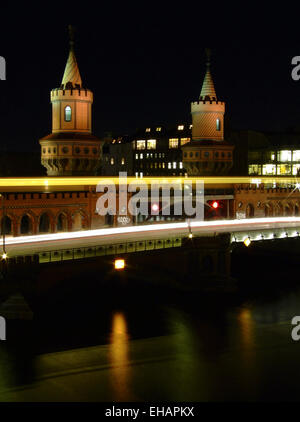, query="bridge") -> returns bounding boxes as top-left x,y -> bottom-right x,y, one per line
3,216 -> 300,264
